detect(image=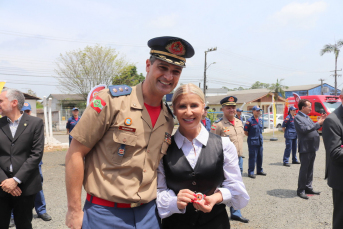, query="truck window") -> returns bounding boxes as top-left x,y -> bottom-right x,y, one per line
323,102 -> 341,113
314,102 -> 325,114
